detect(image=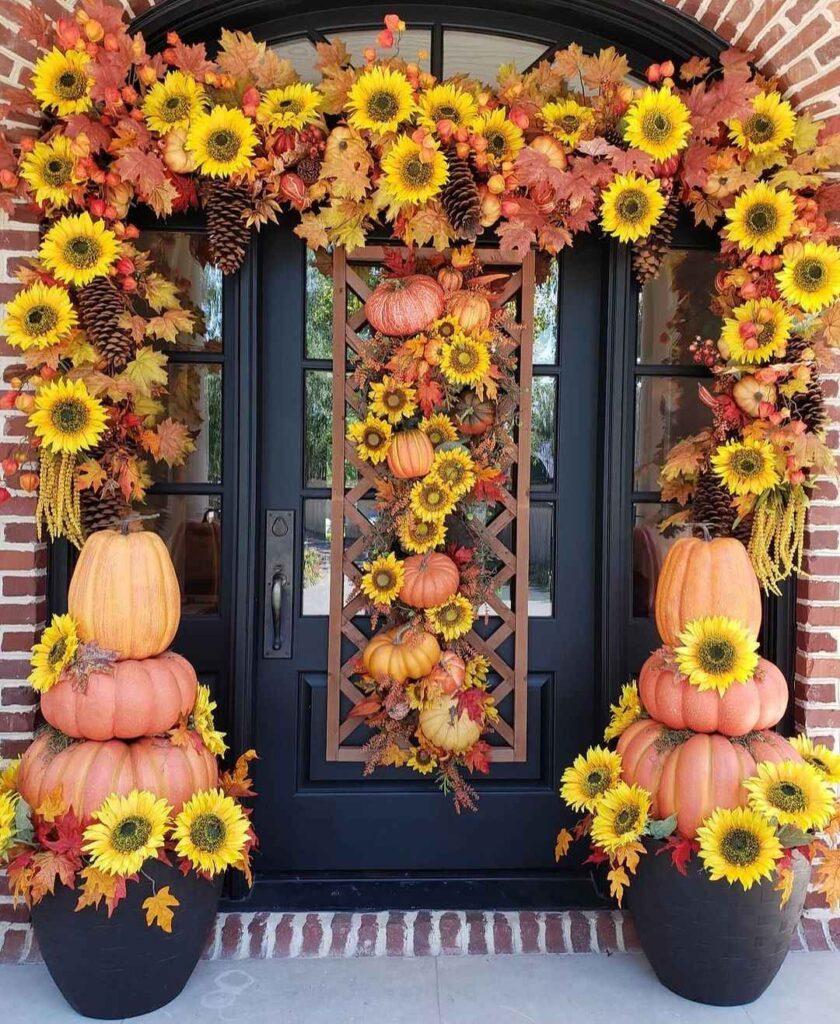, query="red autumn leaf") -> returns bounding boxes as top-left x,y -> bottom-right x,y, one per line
348,695 -> 382,718
81,0 -> 127,36
166,39 -> 216,79
416,377 -> 445,416
573,815 -> 592,840
169,173 -> 199,213
445,543 -> 473,569
516,147 -> 567,191
114,148 -> 167,191
680,143 -> 714,190
47,809 -> 85,857
30,849 -> 80,901
463,740 -> 492,774
89,51 -> 133,104
64,114 -> 113,154
457,688 -> 489,725
471,469 -> 508,504
609,148 -> 654,176
497,220 -> 536,262
381,247 -> 416,278
656,834 -> 699,876
583,847 -> 610,866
